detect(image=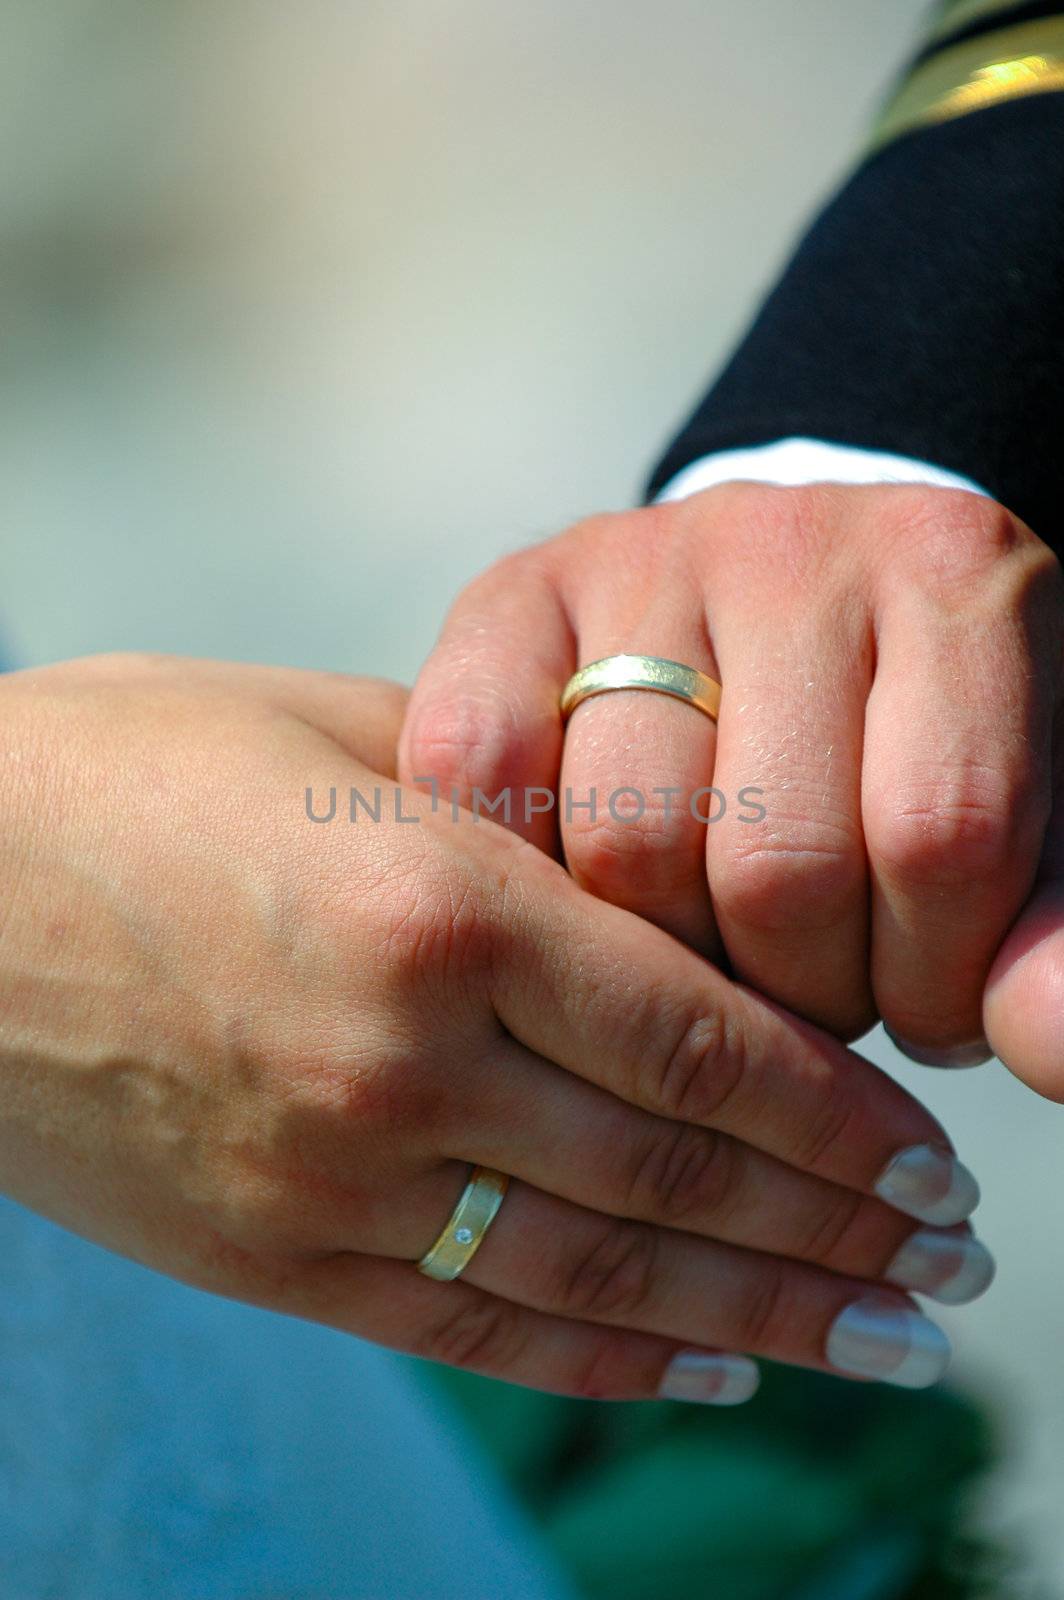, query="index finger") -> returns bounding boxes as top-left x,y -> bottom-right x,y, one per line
491,845 -> 980,1226
398,545 -> 574,852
